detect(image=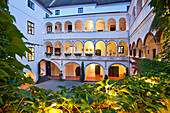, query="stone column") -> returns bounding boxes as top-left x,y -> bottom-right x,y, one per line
72,22 -> 74,32
62,22 -> 65,33
94,44 -> 95,56
52,23 -> 55,33
116,20 -> 119,31
82,23 -> 85,32
156,43 -> 160,56
61,67 -> 65,79
62,45 -> 64,56
105,43 -> 107,56
93,23 -> 96,32
142,46 -> 146,58
117,46 -> 119,57
136,48 -> 138,57
105,22 -> 108,31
